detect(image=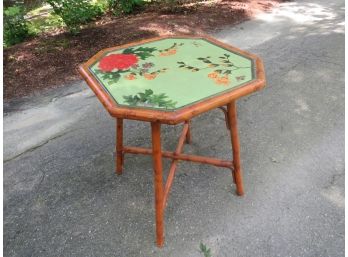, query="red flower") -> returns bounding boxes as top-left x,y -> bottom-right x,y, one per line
98,54 -> 138,72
